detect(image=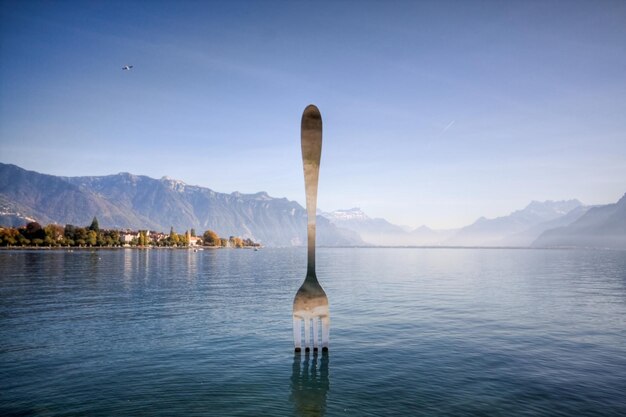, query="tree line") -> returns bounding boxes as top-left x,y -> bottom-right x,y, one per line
0,217 -> 260,248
